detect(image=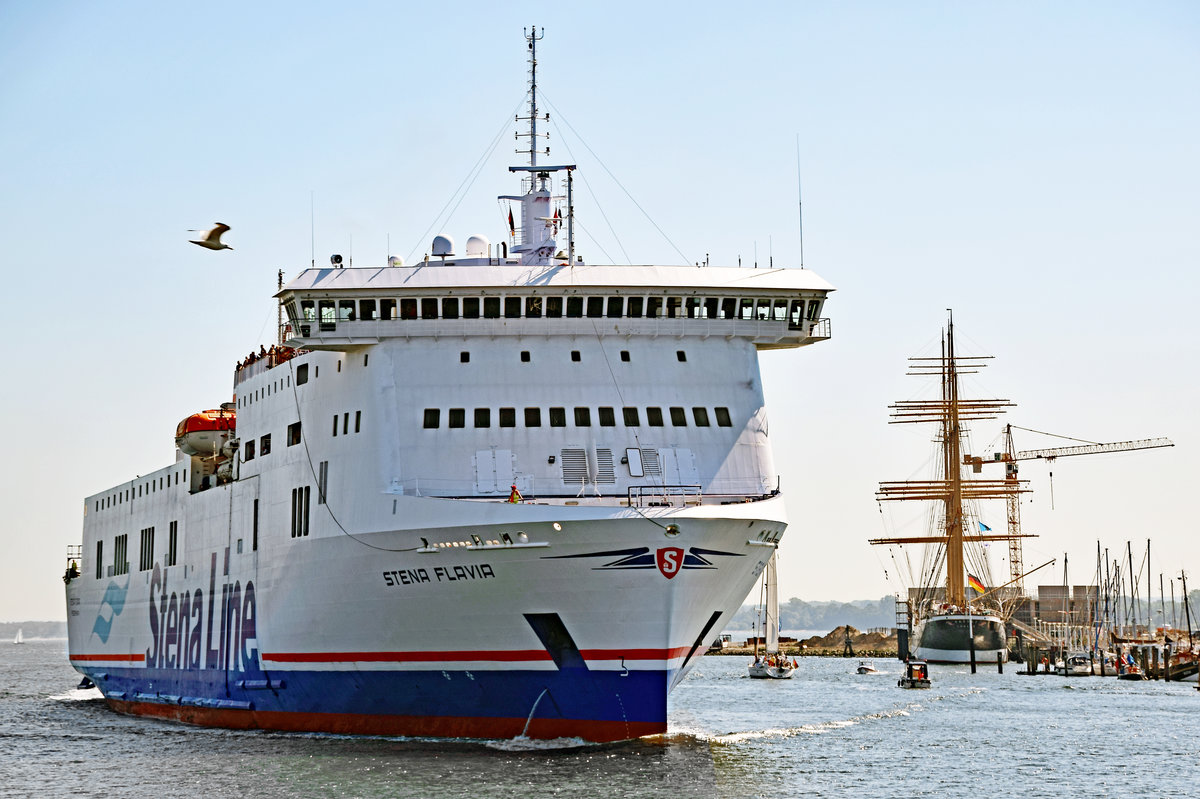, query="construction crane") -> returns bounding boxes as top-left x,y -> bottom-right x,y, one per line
964,424 -> 1174,594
